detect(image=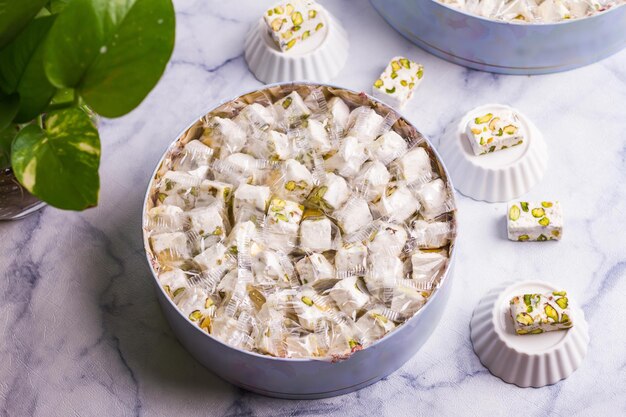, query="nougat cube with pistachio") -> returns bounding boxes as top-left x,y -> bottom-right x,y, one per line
263,0 -> 325,52
507,201 -> 562,242
510,291 -> 573,335
372,56 -> 424,109
466,110 -> 524,155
